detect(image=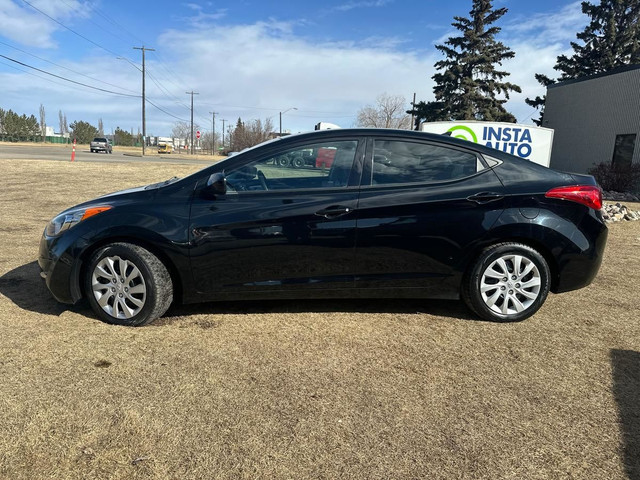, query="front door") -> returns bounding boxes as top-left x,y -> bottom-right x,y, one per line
189,138 -> 364,295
